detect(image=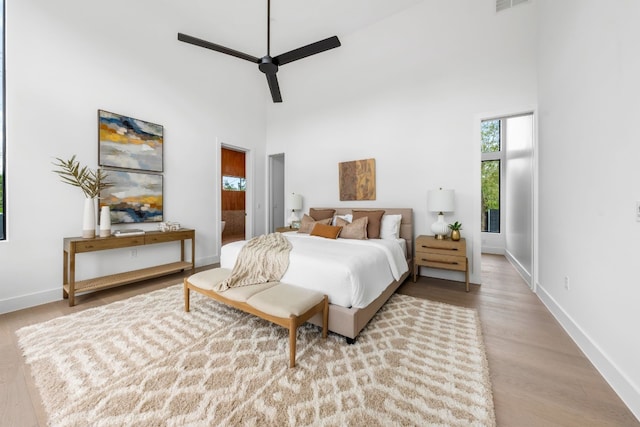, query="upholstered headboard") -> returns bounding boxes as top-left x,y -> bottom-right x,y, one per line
311,208 -> 414,261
